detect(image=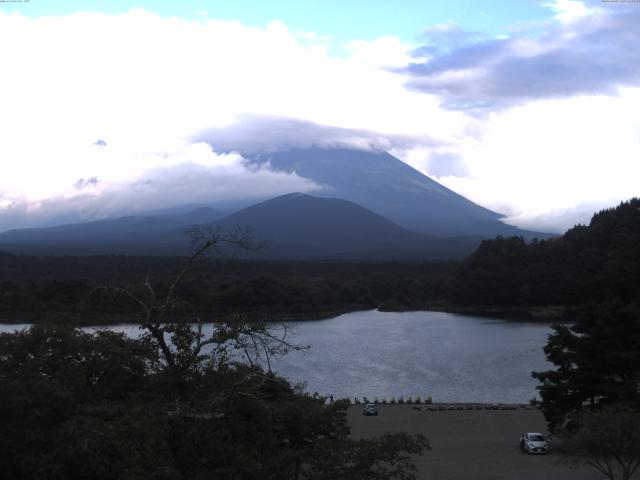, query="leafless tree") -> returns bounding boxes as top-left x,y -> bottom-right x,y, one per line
87,226 -> 304,374
559,406 -> 640,480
